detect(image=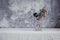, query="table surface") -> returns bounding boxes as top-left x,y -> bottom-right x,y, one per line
0,28 -> 60,40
